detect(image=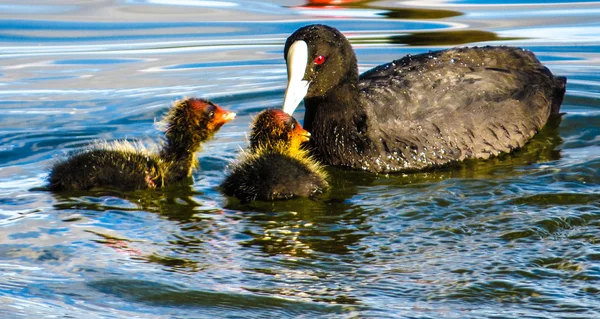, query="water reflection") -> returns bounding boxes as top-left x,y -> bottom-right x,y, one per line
51,182 -> 222,221
388,30 -> 521,46
89,278 -> 351,316
381,8 -> 462,20
238,204 -> 372,257
52,186 -> 226,274
348,30 -> 518,46
297,0 -> 462,20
